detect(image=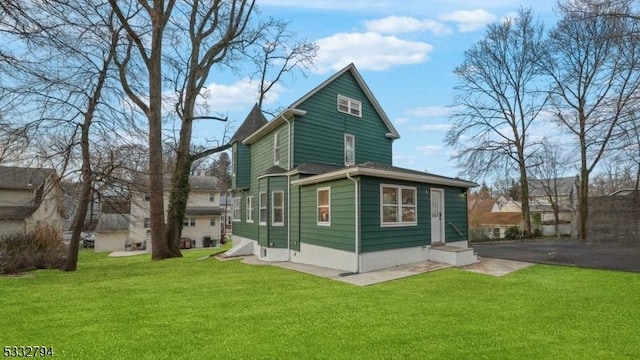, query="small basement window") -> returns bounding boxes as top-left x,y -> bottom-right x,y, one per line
337,95 -> 362,117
